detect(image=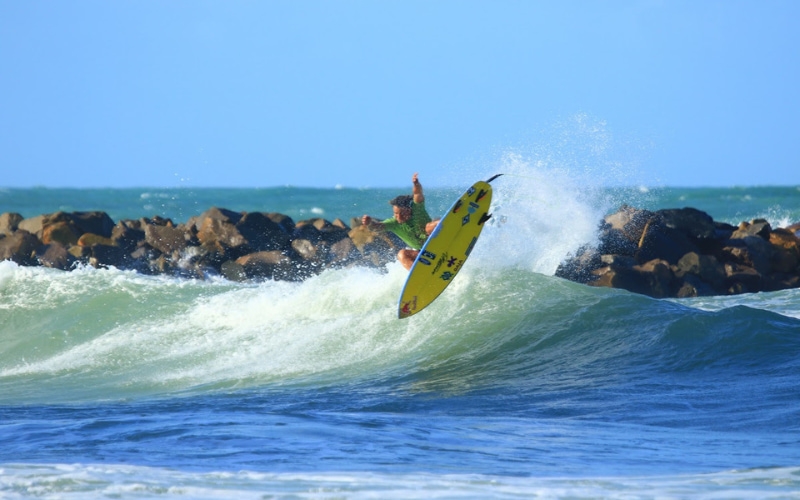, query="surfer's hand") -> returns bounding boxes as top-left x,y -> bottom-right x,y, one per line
362,215 -> 372,226
412,173 -> 420,185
